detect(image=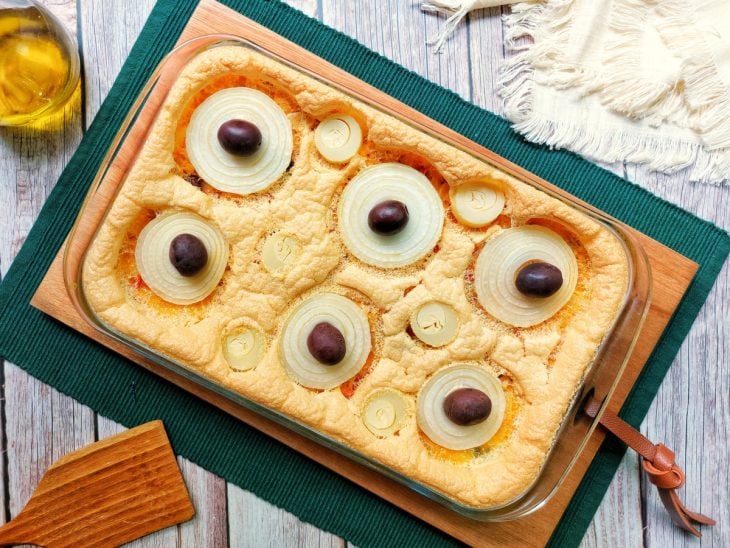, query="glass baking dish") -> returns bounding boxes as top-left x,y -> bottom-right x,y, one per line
62,34 -> 652,521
